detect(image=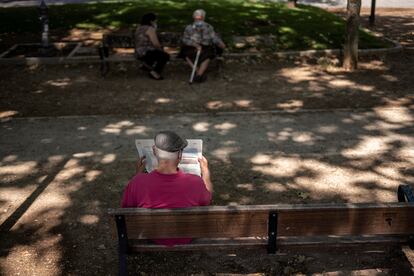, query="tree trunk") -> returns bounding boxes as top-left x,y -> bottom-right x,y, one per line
343,0 -> 361,71
369,0 -> 376,25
